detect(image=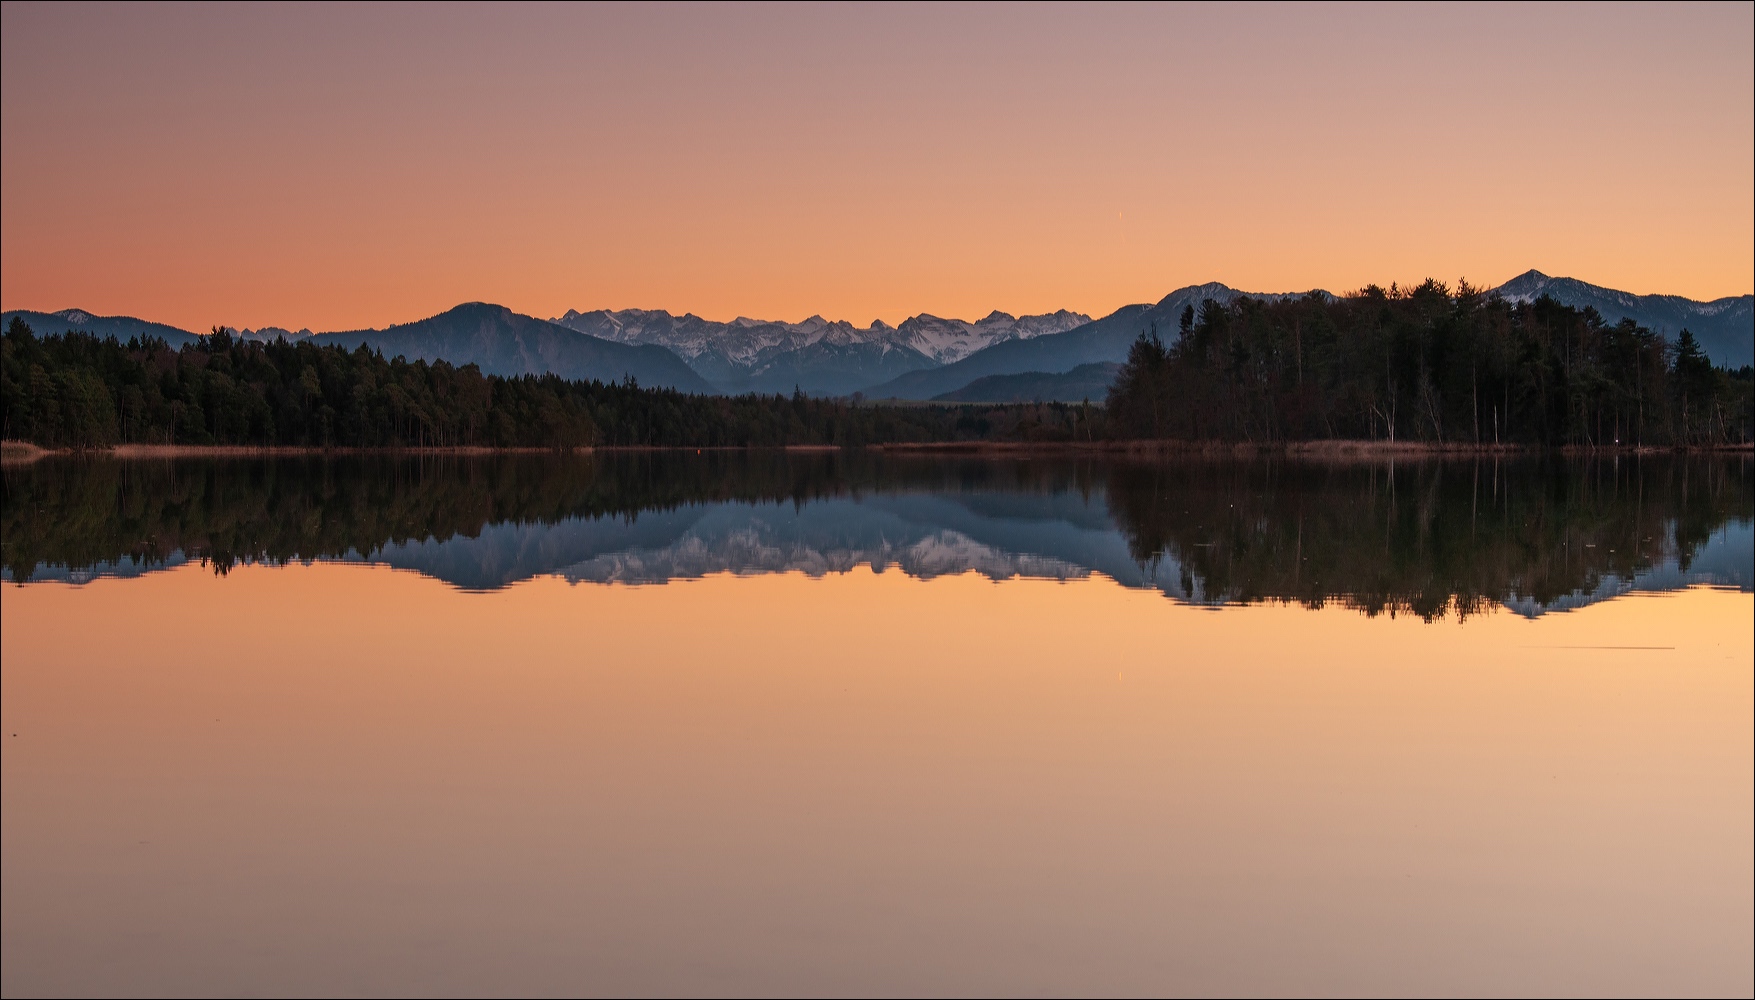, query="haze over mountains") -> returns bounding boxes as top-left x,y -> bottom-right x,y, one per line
6,271 -> 1749,402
